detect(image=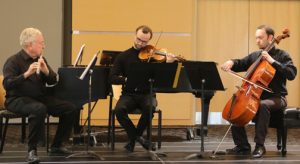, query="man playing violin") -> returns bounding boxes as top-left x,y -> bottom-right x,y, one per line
109,25 -> 176,152
221,25 -> 297,158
